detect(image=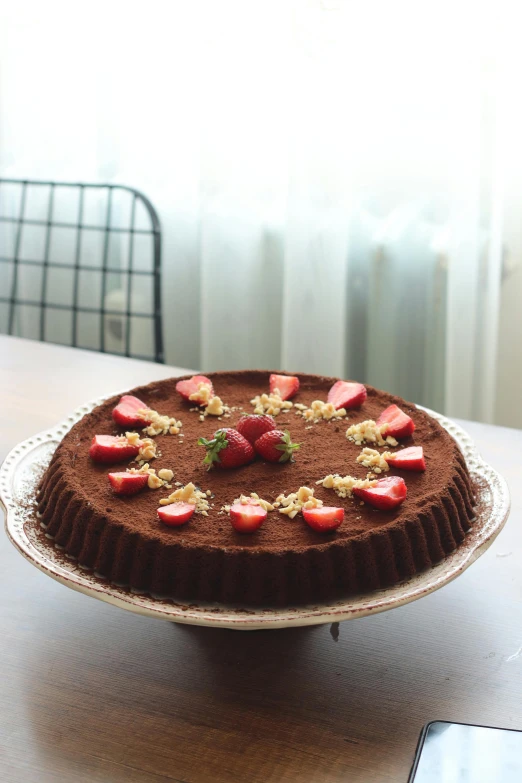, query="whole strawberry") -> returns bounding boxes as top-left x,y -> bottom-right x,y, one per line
198,428 -> 255,469
254,429 -> 300,464
236,414 -> 276,445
